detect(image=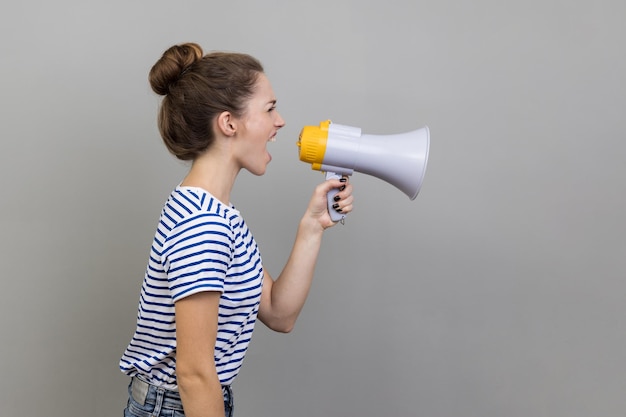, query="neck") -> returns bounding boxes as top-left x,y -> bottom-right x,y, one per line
180,150 -> 239,205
